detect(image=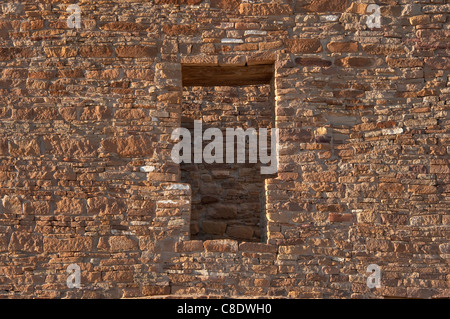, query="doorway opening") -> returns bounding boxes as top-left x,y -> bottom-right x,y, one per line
181,64 -> 275,242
